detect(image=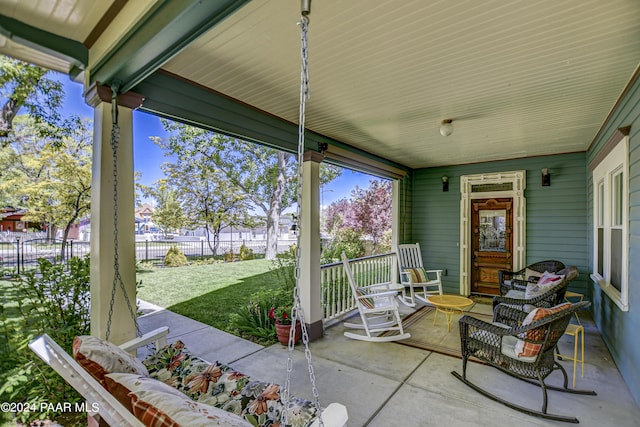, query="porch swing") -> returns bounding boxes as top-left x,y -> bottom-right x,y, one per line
29,2 -> 348,426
